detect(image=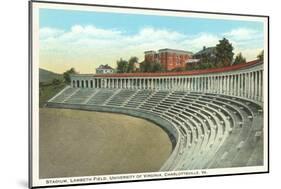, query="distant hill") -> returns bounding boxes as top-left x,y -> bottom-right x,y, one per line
39,68 -> 63,83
